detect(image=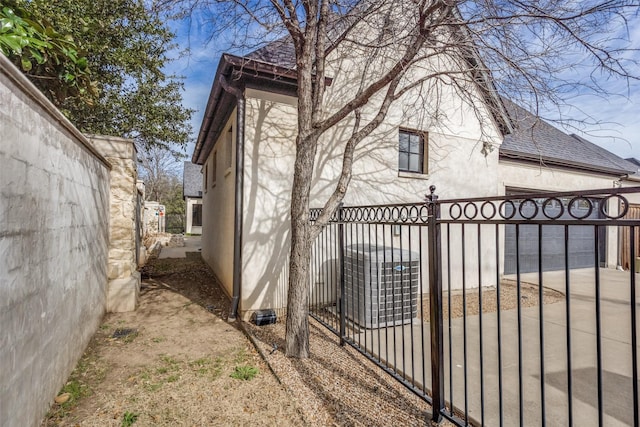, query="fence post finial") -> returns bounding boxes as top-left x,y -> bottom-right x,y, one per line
426,185 -> 437,202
